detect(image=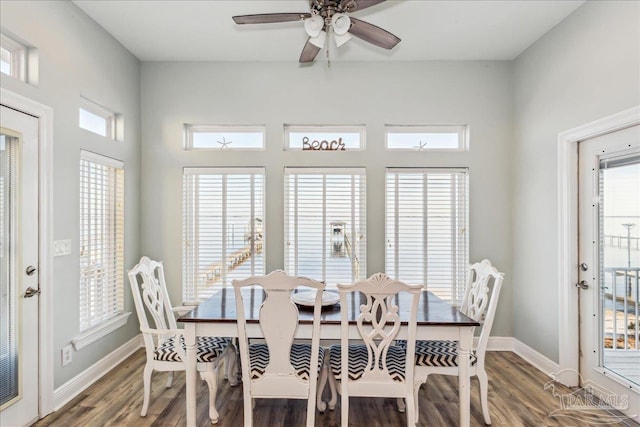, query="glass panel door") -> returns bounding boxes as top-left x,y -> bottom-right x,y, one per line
599,153 -> 640,385
0,131 -> 19,408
